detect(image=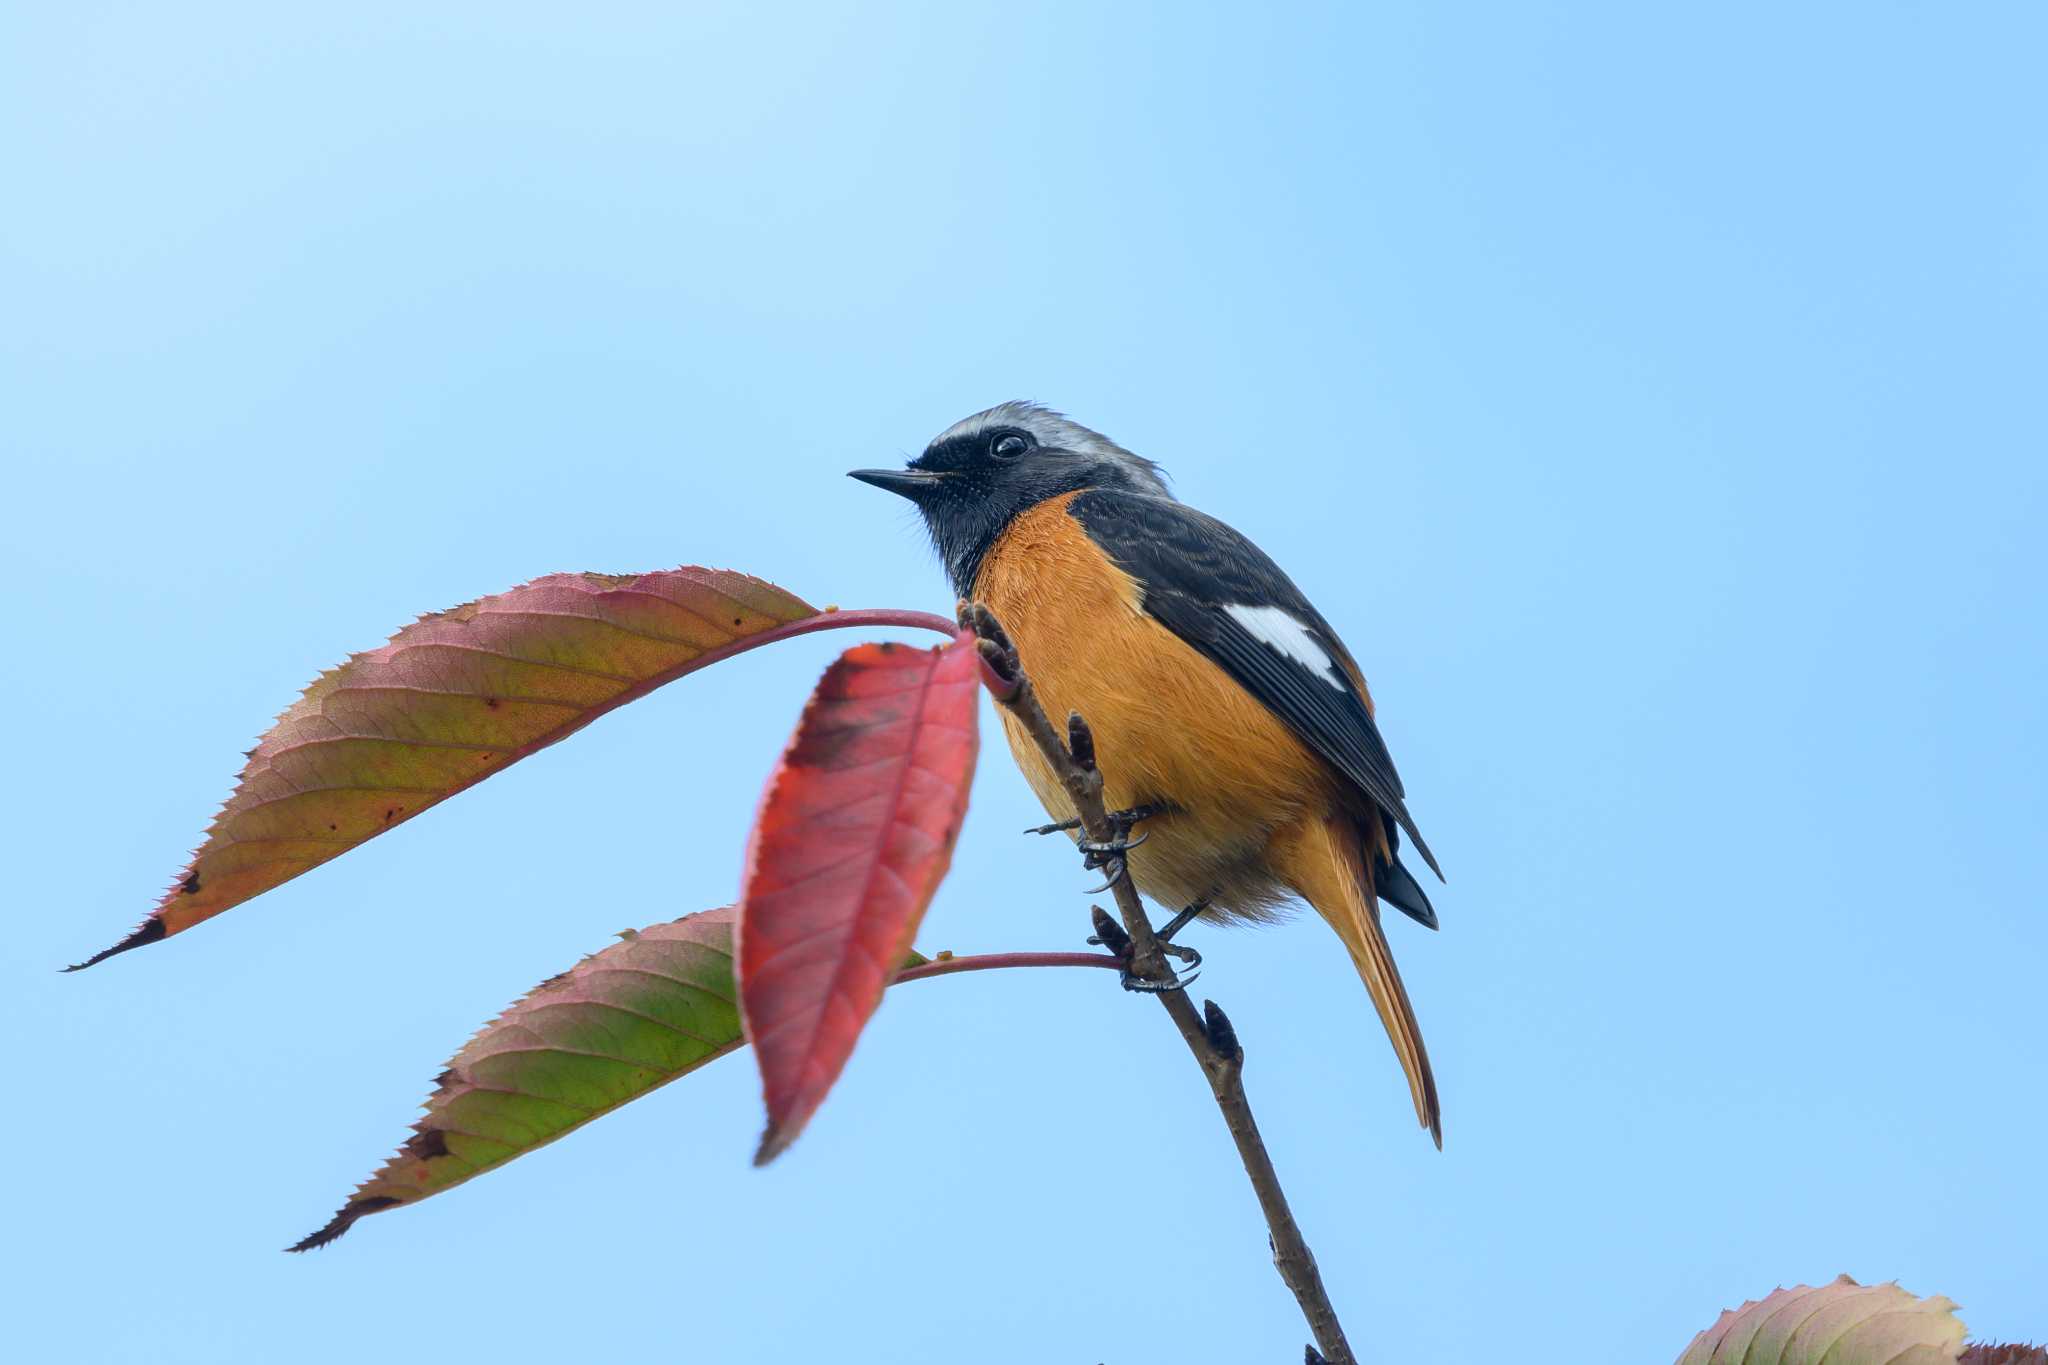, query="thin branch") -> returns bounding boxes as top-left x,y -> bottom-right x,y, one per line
961,601 -> 1359,1365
